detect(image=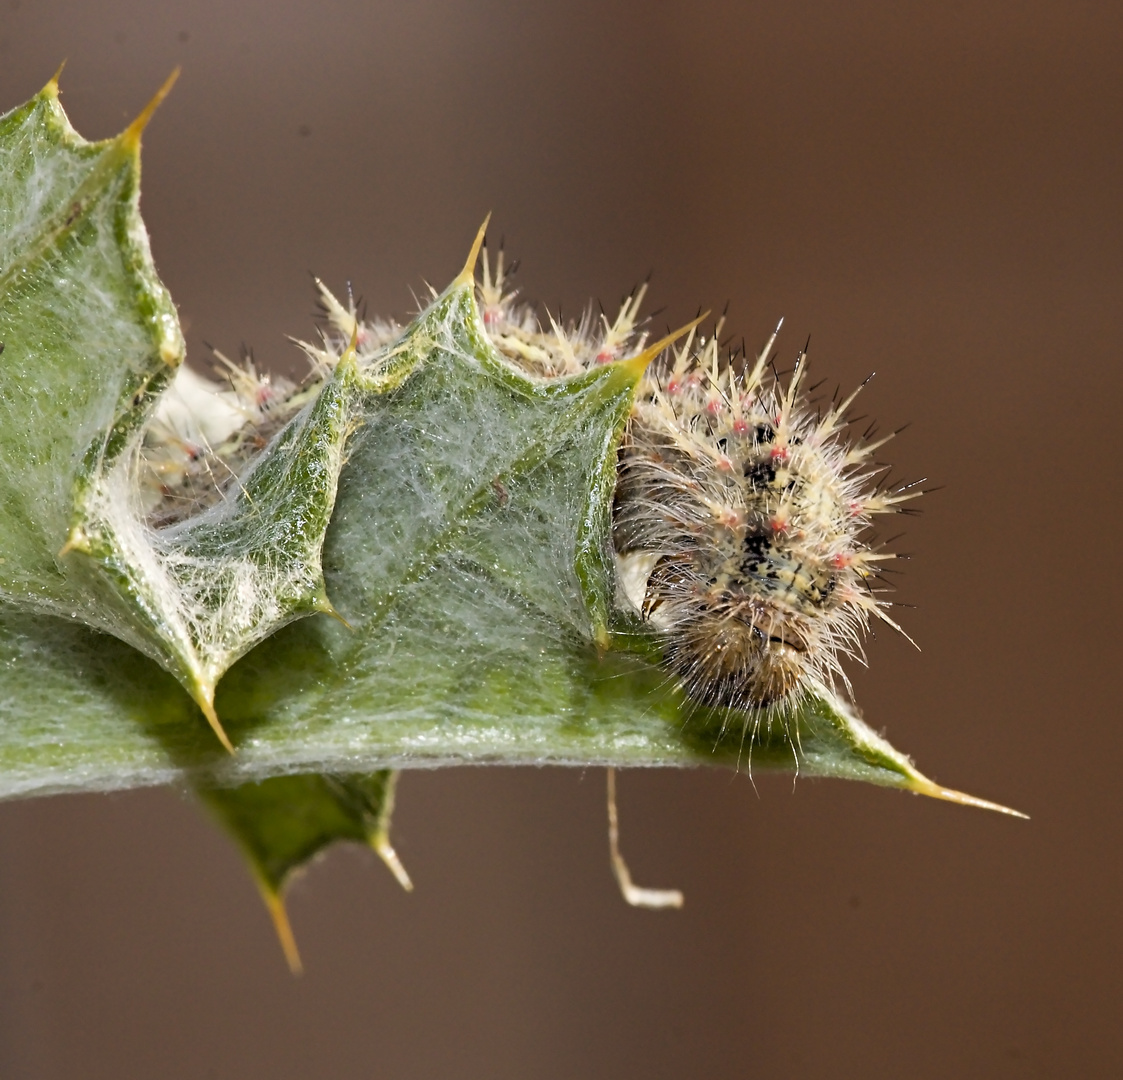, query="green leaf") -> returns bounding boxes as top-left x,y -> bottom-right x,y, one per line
0,74 -> 181,623
0,79 -> 1022,960
0,73 -> 364,750
0,76 -> 1021,804
200,770 -> 410,972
